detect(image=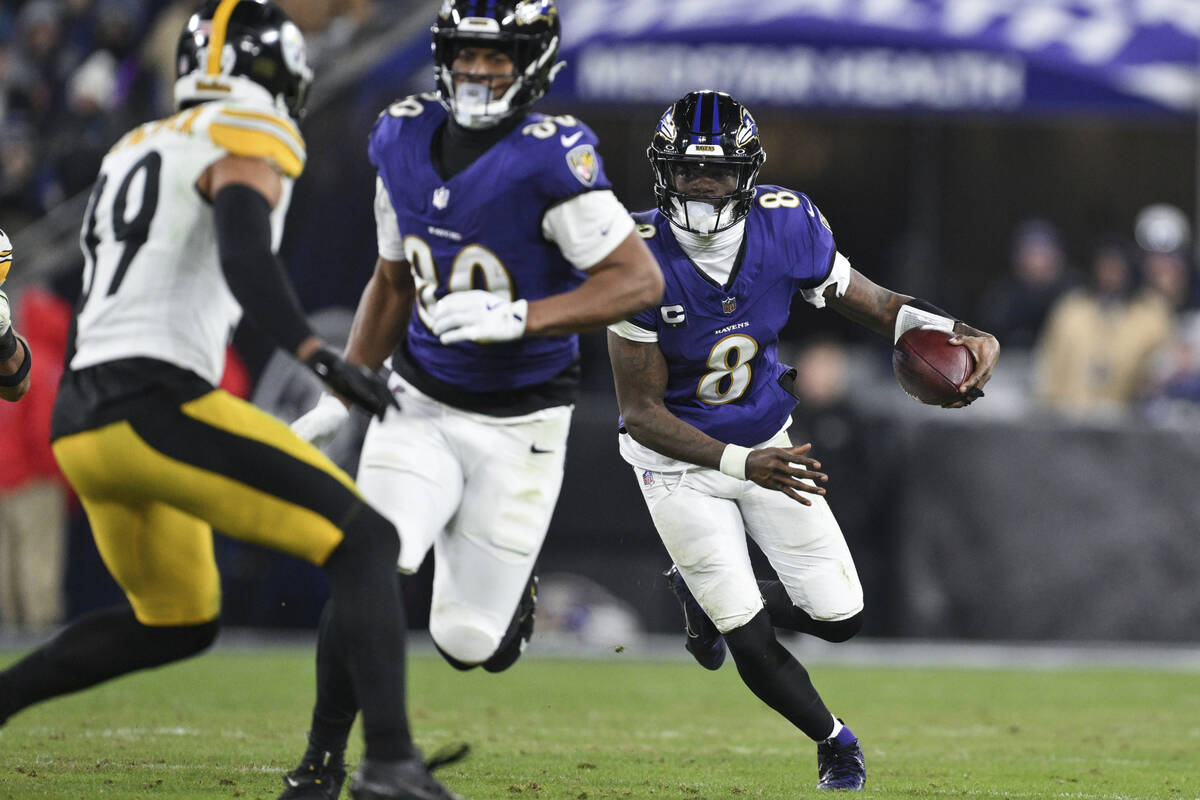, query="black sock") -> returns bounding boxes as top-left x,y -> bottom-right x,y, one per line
0,606 -> 218,724
758,580 -> 863,642
301,599 -> 356,764
724,608 -> 833,741
321,504 -> 412,762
